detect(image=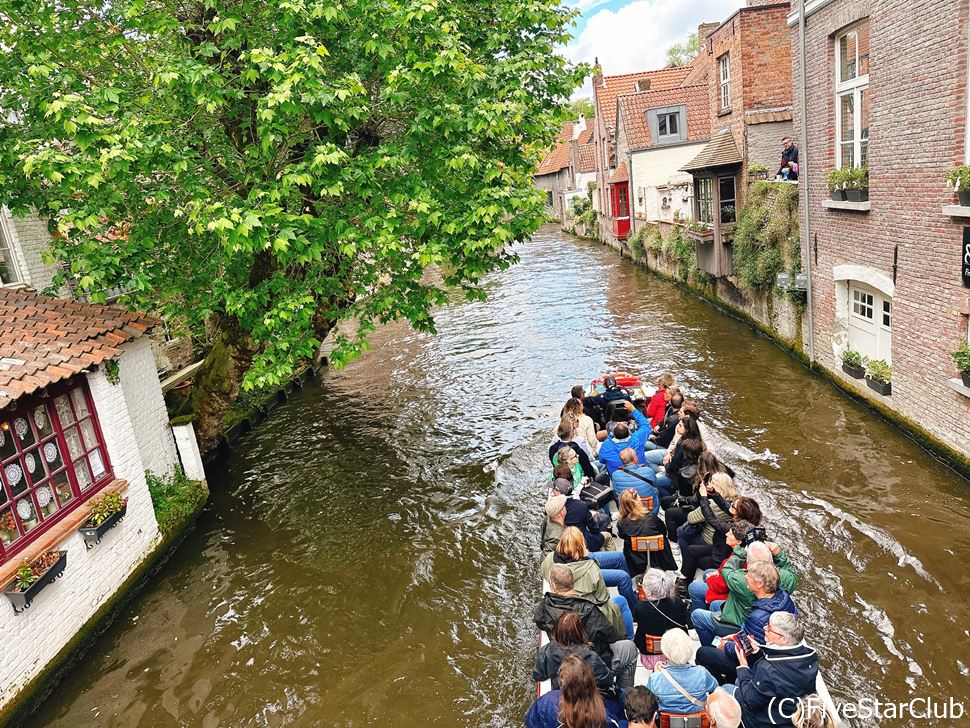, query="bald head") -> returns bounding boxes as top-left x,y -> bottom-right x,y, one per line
549,564 -> 575,594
